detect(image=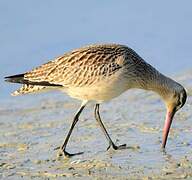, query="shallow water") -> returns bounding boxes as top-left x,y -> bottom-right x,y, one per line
0,71 -> 192,179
